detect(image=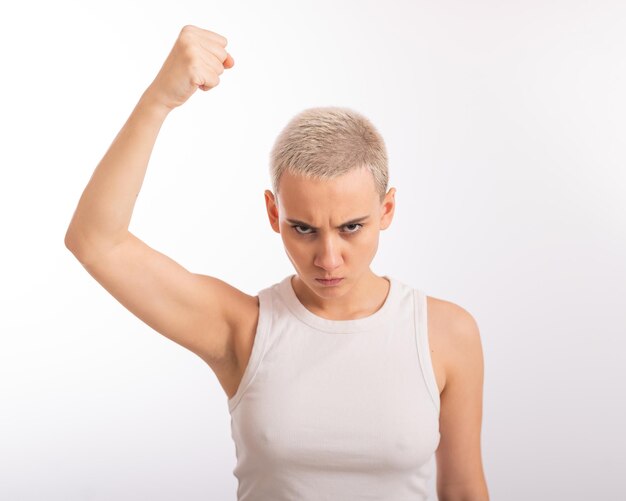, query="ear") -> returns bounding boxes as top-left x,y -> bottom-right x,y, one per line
379,187 -> 396,230
264,189 -> 280,233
